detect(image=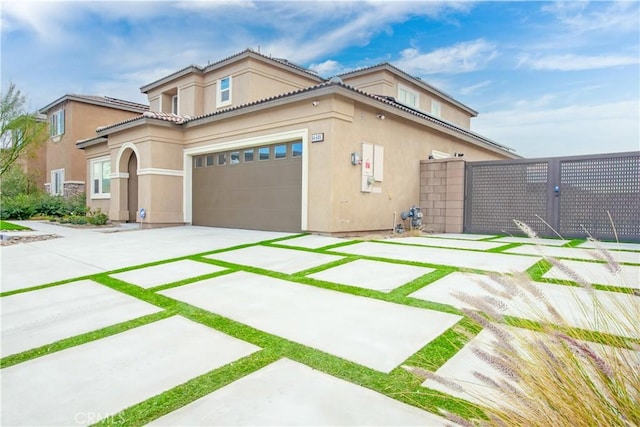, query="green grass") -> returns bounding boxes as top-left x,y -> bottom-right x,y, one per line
0,220 -> 31,231
1,232 -> 636,426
